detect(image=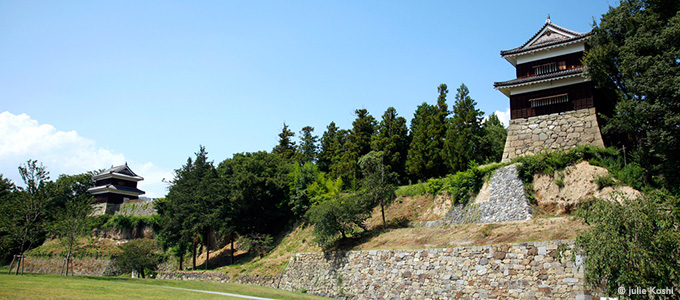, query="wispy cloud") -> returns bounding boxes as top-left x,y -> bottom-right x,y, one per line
494,108 -> 510,127
0,111 -> 170,198
483,108 -> 510,128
